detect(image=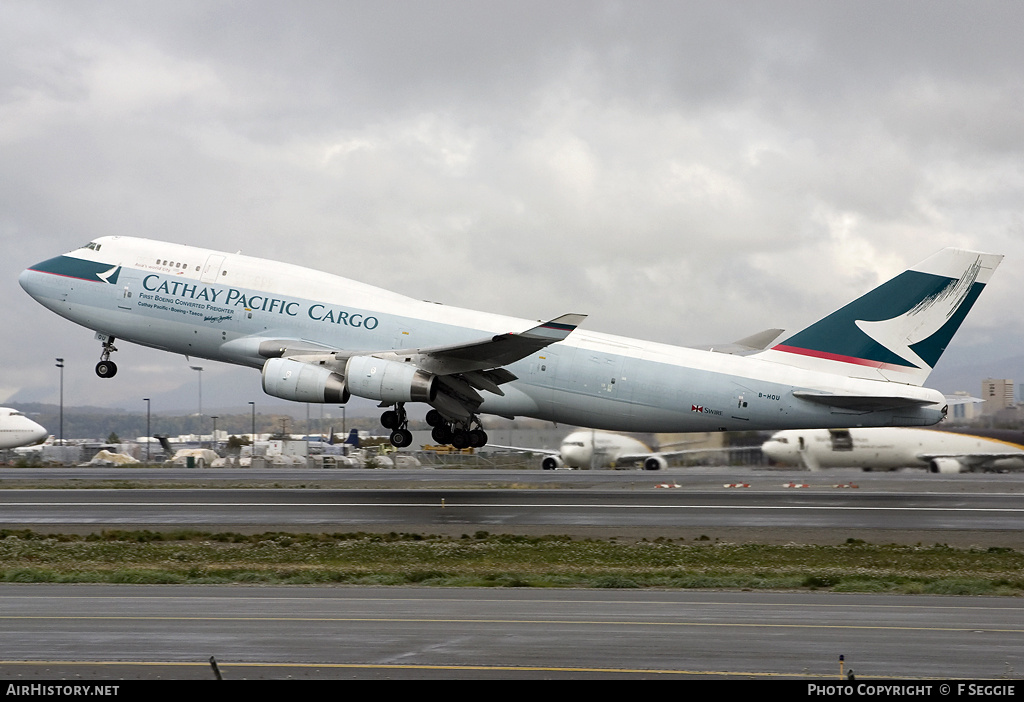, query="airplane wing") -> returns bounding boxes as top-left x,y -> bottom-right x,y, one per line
610,448 -> 757,470
917,453 -> 1024,469
259,314 -> 586,422
380,313 -> 588,376
484,443 -> 561,457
